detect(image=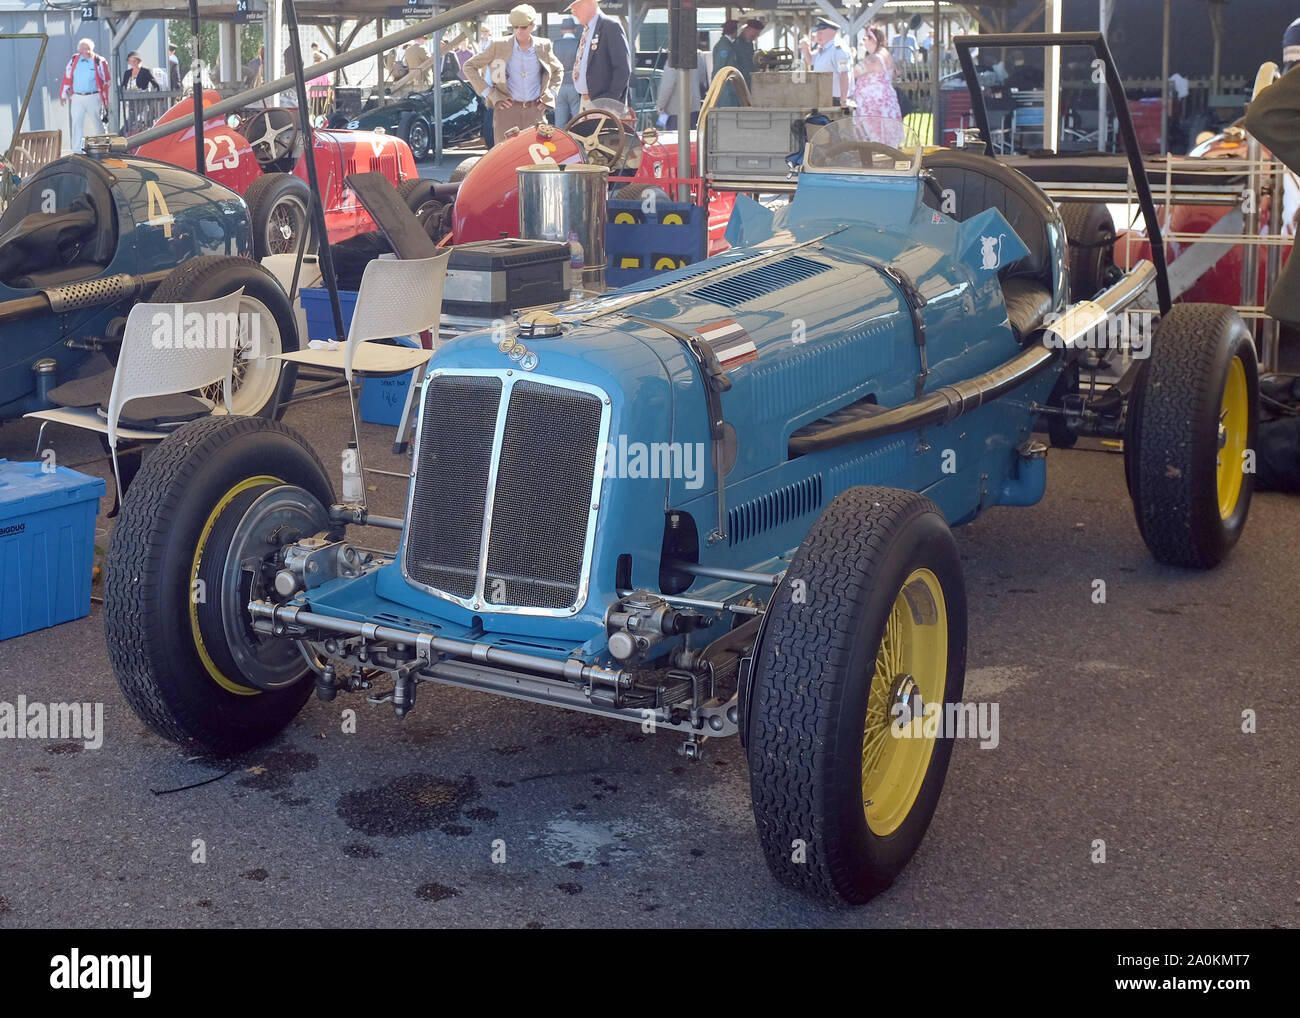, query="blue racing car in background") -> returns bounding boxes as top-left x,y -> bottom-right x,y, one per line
0,142 -> 300,425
